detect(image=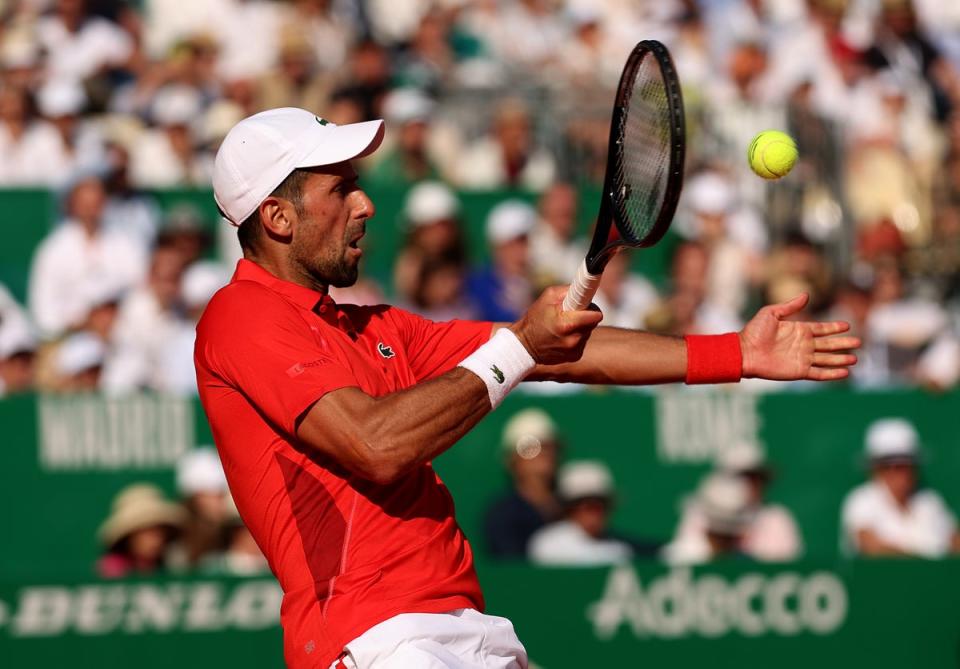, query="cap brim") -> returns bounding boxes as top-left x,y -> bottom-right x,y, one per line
296,119 -> 385,169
